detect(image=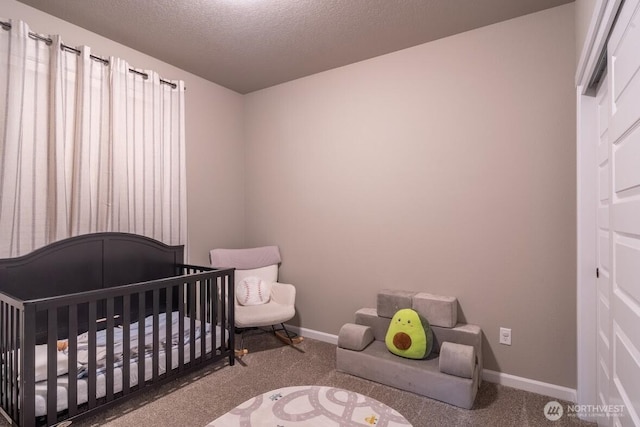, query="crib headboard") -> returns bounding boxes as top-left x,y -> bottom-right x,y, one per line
0,232 -> 184,301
